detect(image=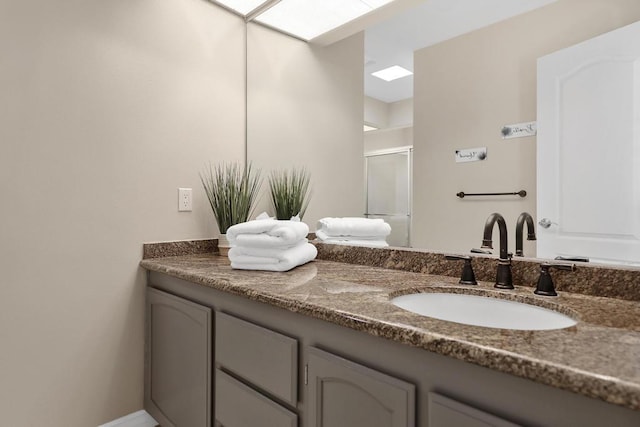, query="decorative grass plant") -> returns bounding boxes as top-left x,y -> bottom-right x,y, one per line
200,162 -> 262,234
269,168 -> 311,220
